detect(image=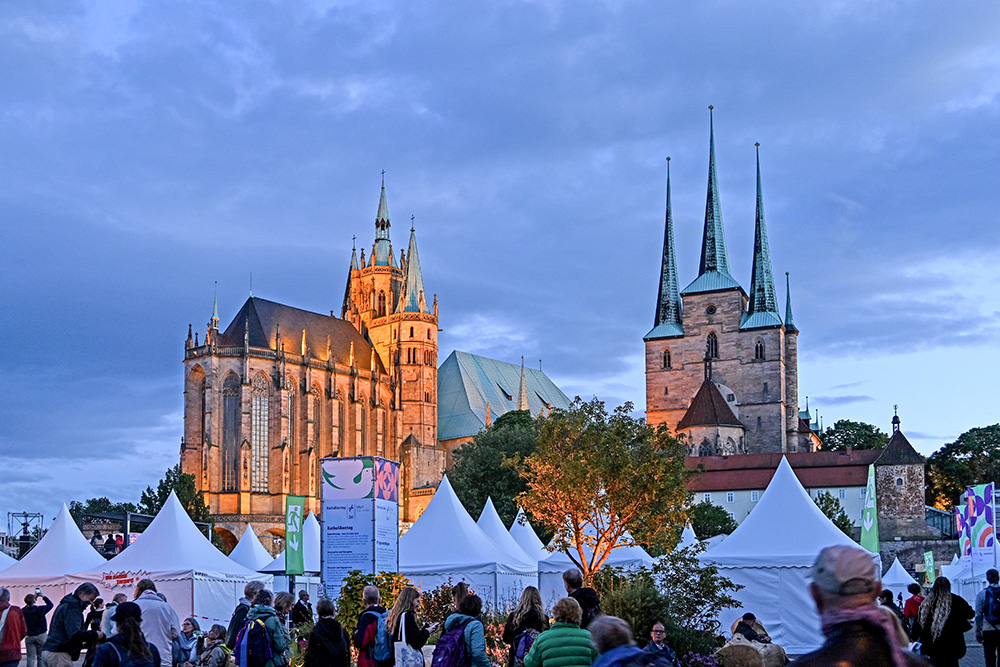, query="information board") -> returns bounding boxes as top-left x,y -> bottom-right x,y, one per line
321,456 -> 399,600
